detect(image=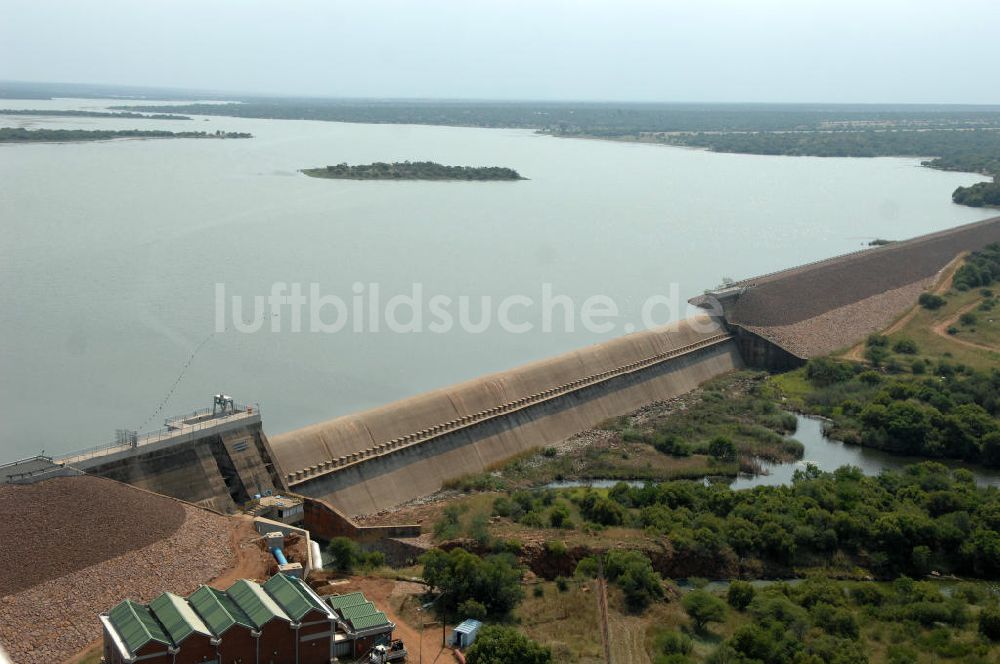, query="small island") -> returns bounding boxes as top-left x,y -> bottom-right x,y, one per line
0,128 -> 252,143
0,109 -> 192,120
301,161 -> 525,181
